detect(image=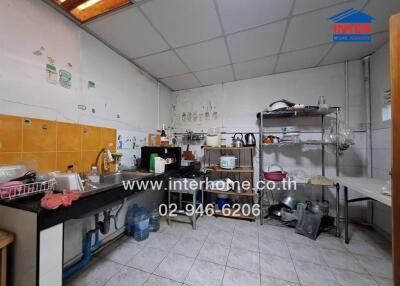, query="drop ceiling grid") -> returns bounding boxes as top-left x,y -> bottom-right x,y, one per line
80,0 -> 393,90
135,5 -> 203,89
